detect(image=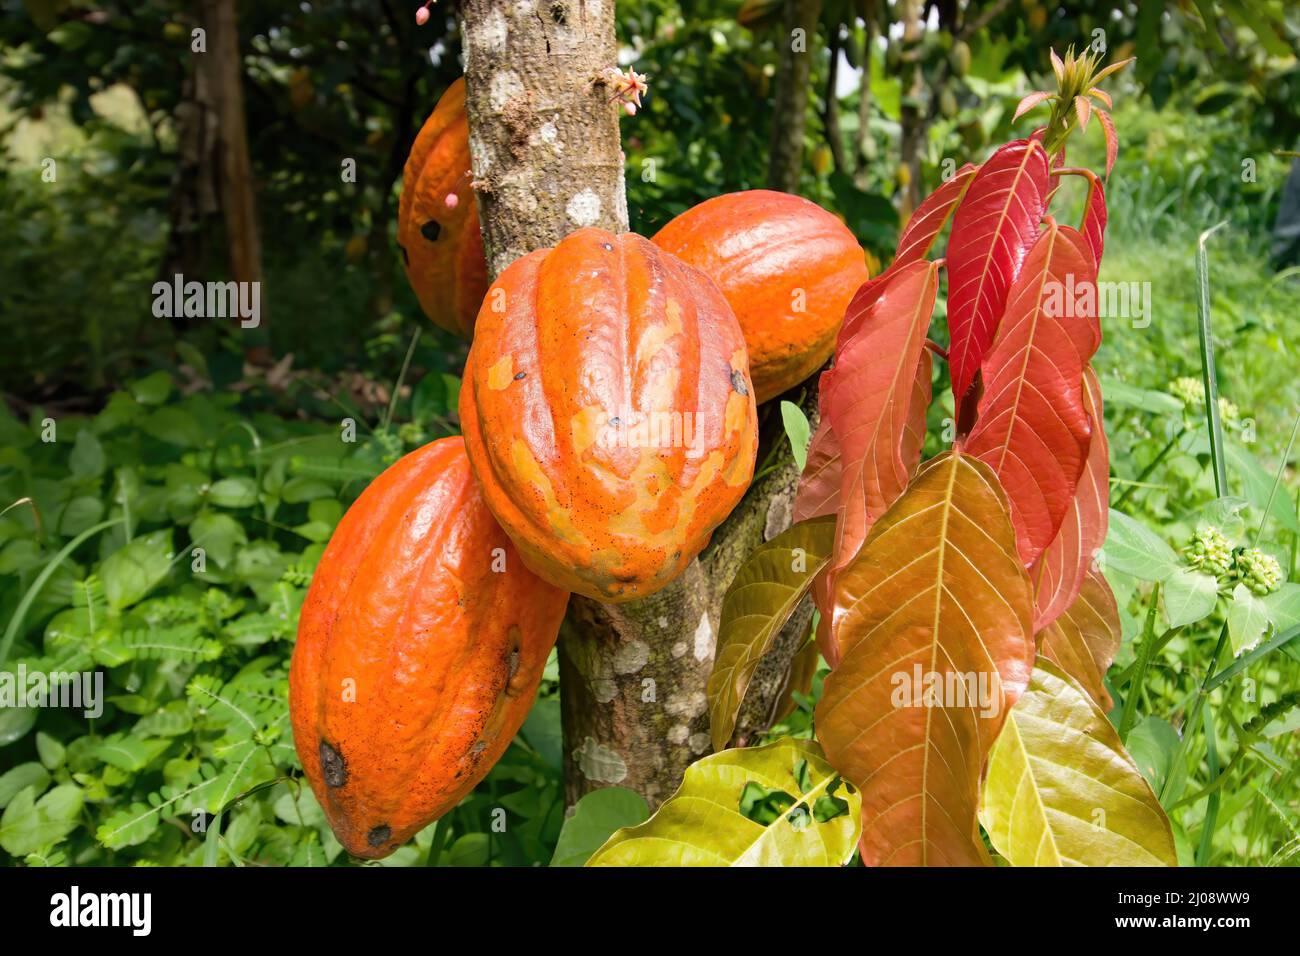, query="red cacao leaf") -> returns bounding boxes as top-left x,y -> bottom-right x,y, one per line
823,260 -> 940,574
965,220 -> 1101,566
1074,95 -> 1092,132
818,451 -> 1036,866
1013,91 -> 1053,122
1079,172 -> 1108,269
1096,109 -> 1119,176
793,392 -> 841,524
891,163 -> 978,269
945,139 -> 1052,414
1030,367 -> 1109,629
1037,569 -> 1120,711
